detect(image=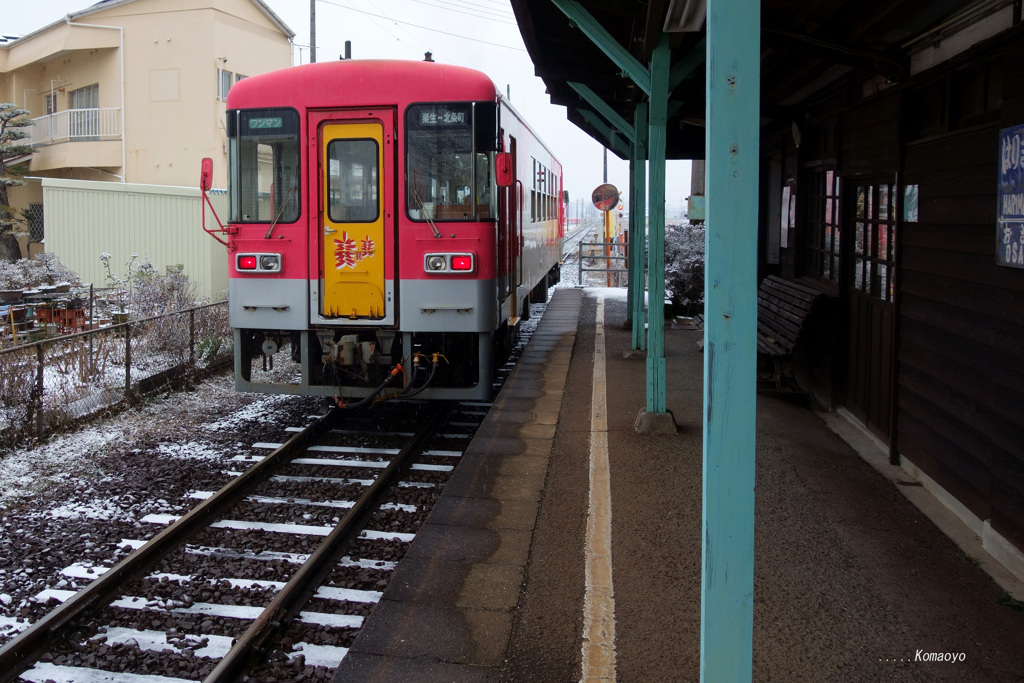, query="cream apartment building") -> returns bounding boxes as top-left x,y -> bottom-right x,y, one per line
0,0 -> 293,265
